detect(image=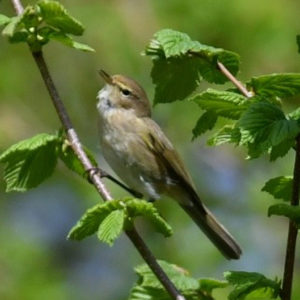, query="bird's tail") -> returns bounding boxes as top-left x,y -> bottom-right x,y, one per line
180,202 -> 242,259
